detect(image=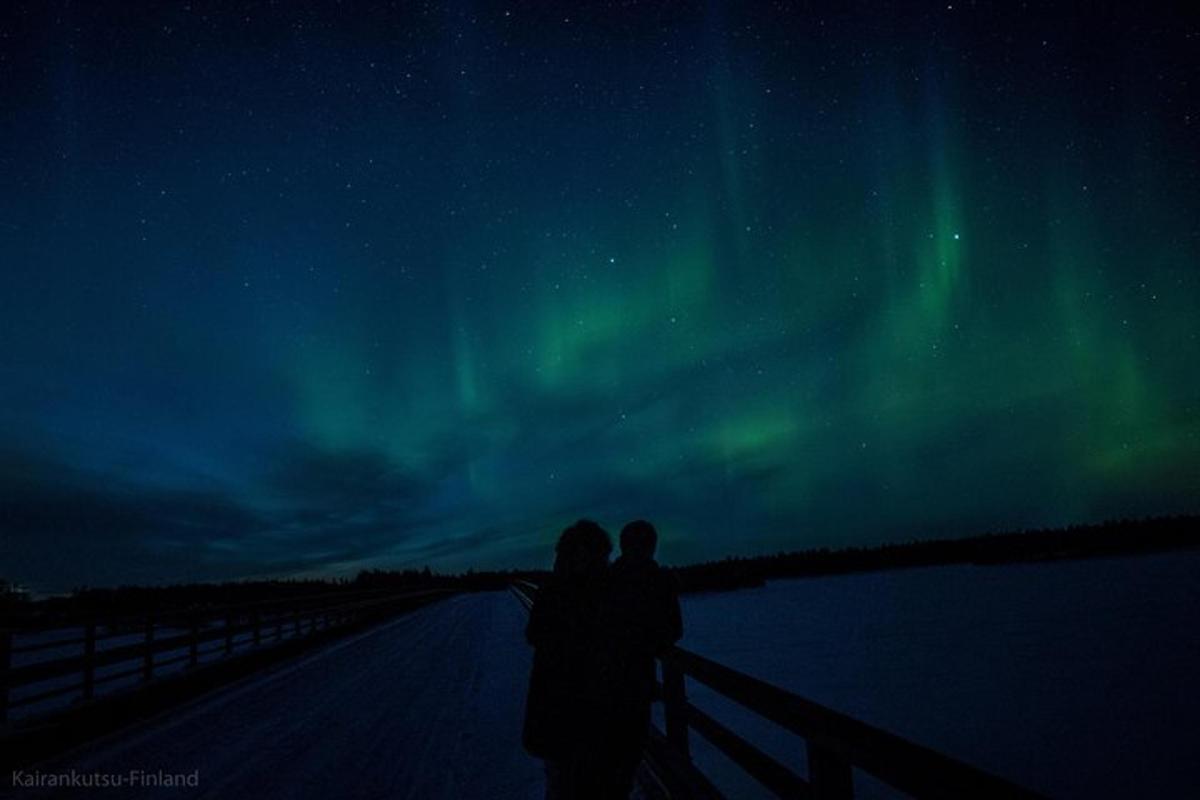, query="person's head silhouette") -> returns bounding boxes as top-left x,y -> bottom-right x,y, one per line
619,519 -> 657,561
553,518 -> 612,577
